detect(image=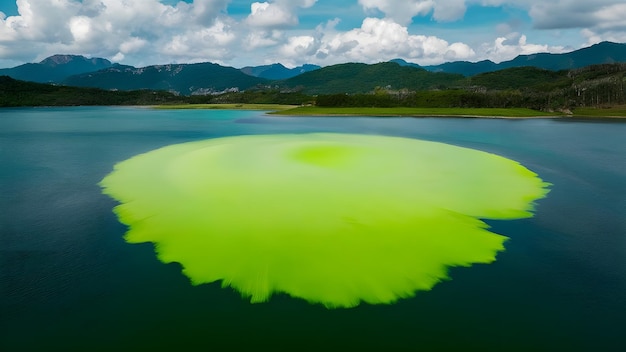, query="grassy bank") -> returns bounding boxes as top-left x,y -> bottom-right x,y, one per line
271,106 -> 562,118
152,104 -> 626,118
572,106 -> 626,117
154,103 -> 297,111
